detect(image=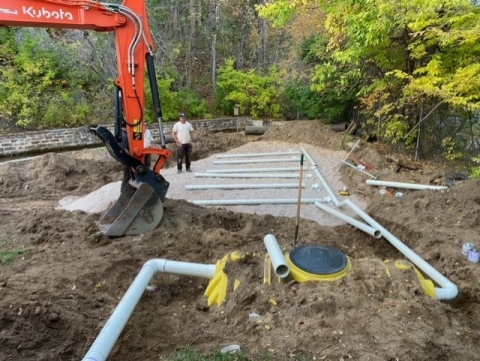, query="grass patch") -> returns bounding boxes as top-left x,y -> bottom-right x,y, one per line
166,347 -> 277,361
0,248 -> 34,265
0,234 -> 34,265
